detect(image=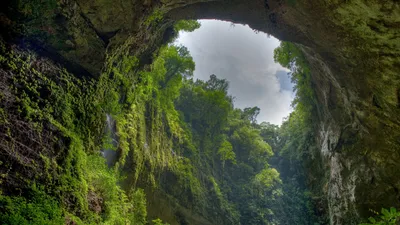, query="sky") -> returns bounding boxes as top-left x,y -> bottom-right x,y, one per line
175,20 -> 294,125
